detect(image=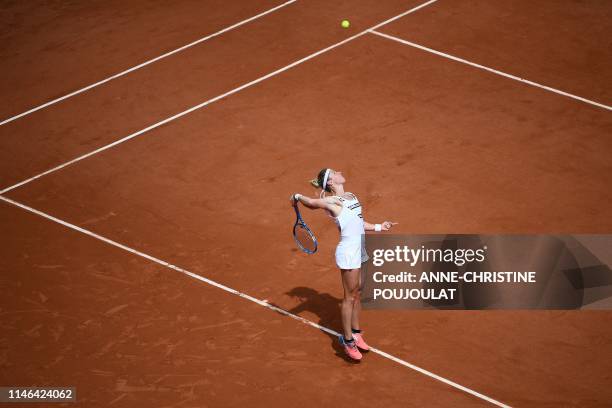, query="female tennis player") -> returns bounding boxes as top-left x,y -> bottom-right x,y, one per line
291,168 -> 397,361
